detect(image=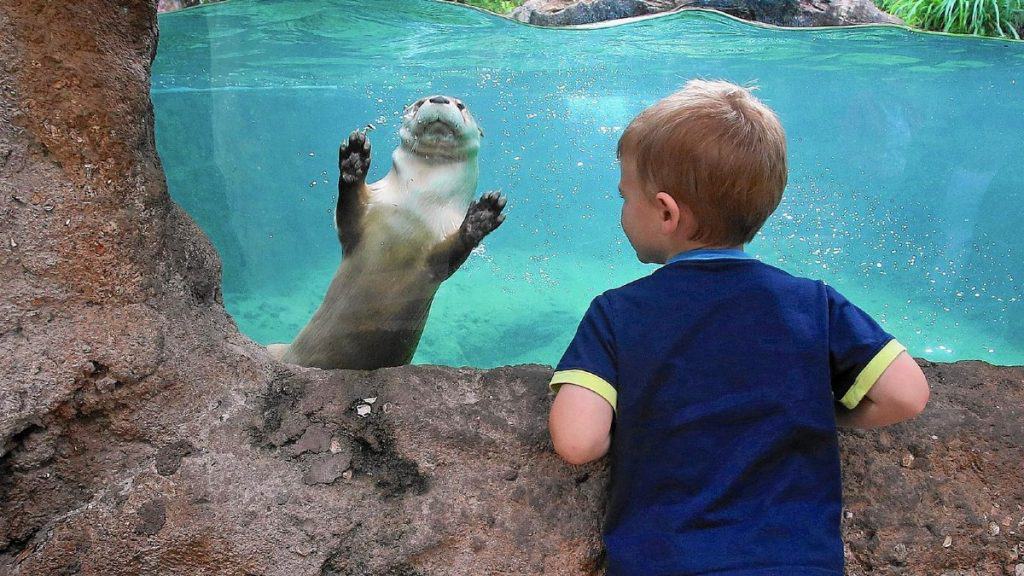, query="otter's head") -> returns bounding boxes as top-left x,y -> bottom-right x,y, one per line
399,95 -> 483,161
